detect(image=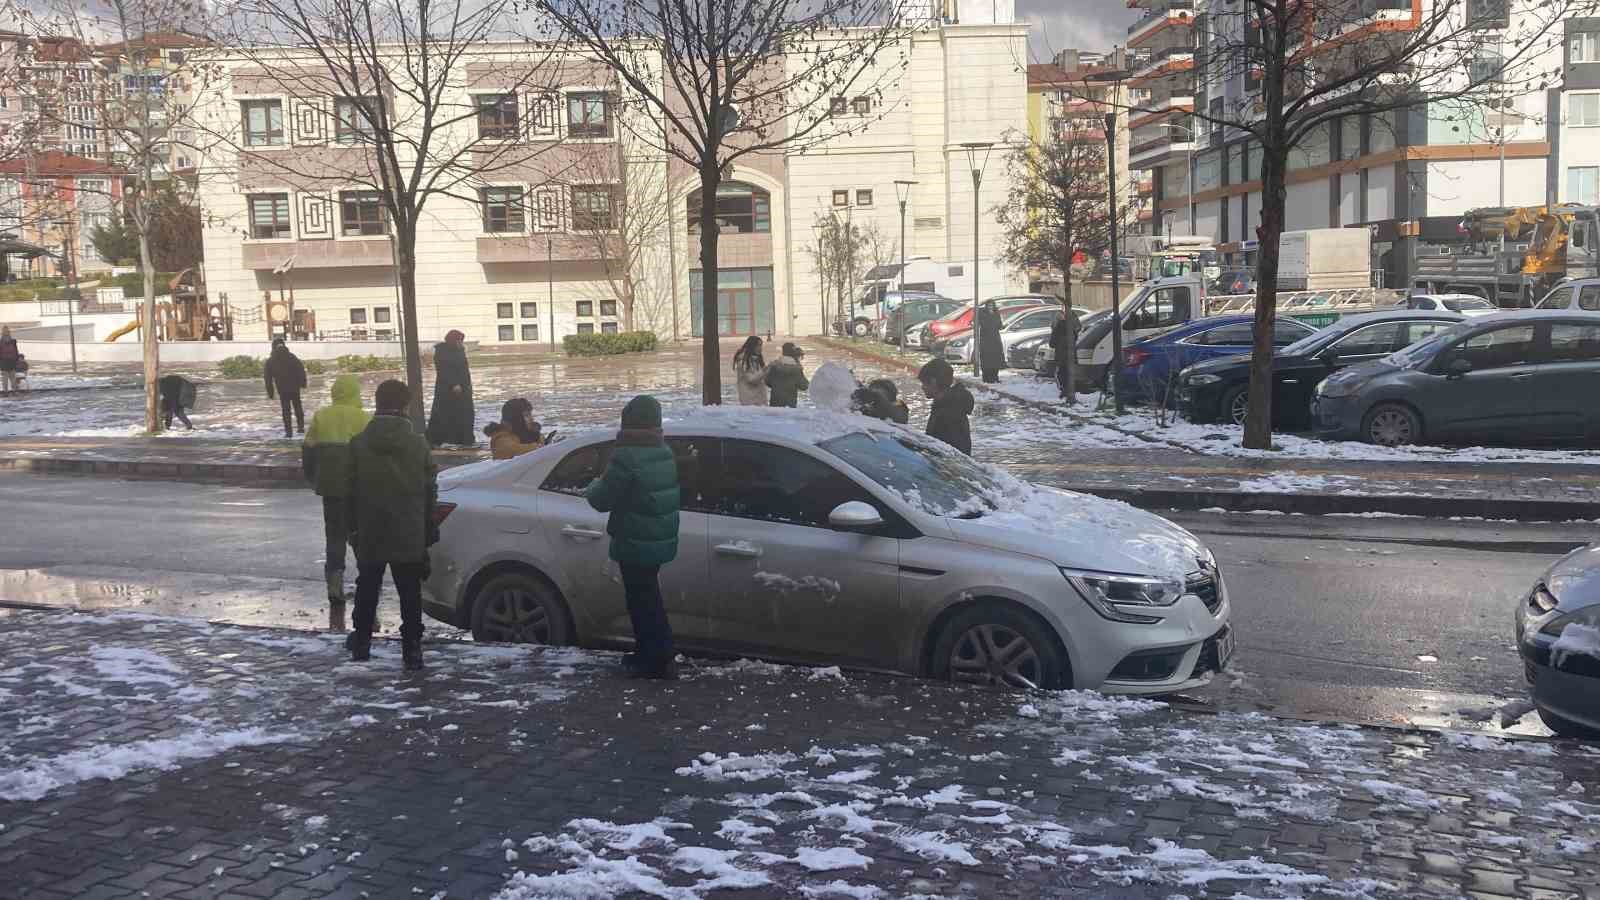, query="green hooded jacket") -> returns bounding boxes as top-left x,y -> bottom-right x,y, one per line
344,414 -> 438,564
303,374 -> 372,497
585,396 -> 680,567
